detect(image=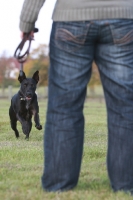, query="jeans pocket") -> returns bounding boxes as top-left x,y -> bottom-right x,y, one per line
110,20 -> 133,45
54,22 -> 89,53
